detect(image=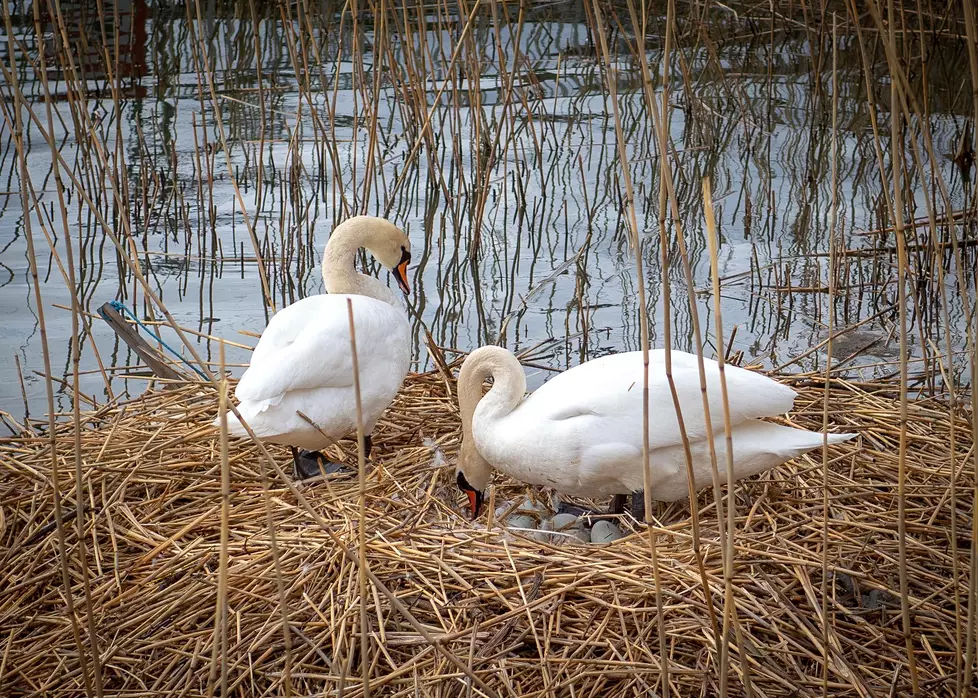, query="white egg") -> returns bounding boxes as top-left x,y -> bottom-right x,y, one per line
506,514 -> 538,531
550,513 -> 582,531
590,520 -> 624,544
514,498 -> 550,516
